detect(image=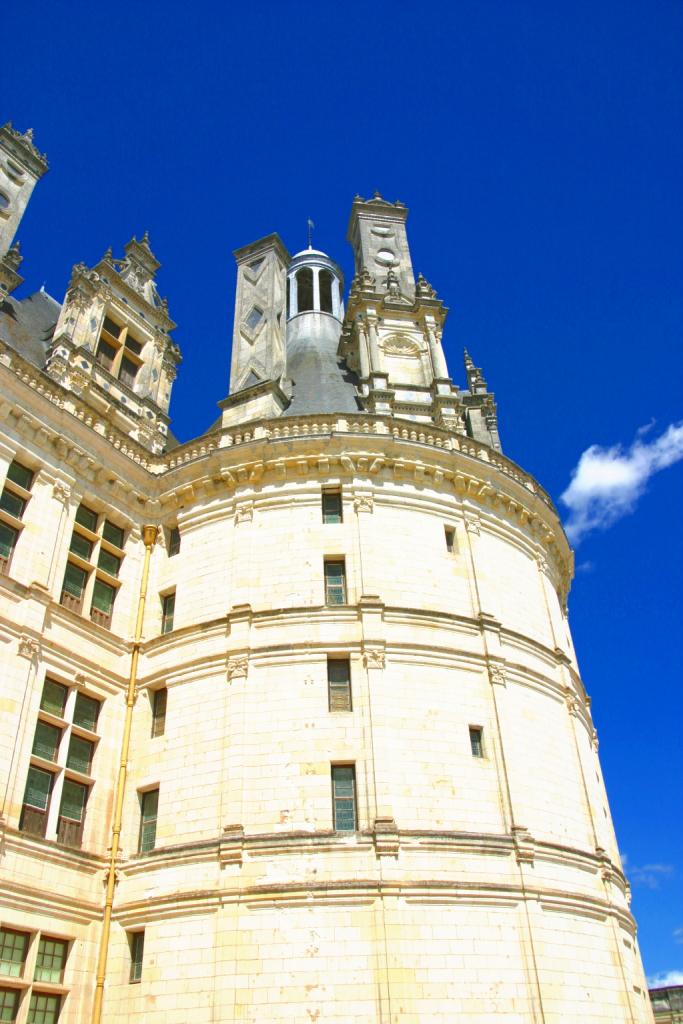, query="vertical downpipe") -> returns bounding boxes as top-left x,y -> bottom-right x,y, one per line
91,524 -> 158,1024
